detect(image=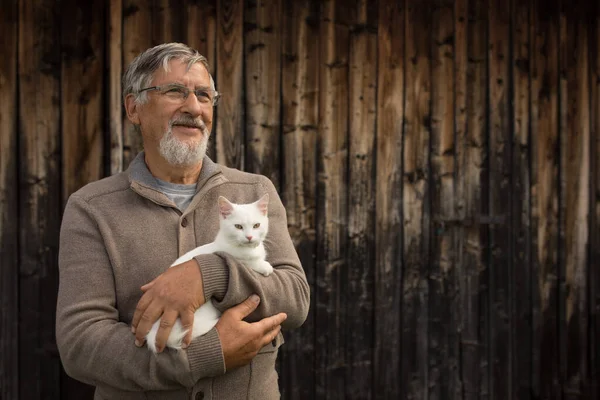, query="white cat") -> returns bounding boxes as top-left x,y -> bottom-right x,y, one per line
146,194 -> 273,353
